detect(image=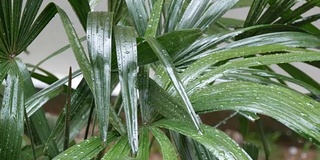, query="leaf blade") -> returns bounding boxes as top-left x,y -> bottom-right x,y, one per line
154,119 -> 251,160
0,64 -> 24,160
191,81 -> 320,145
114,26 -> 139,153
145,37 -> 202,133
149,126 -> 178,160
87,11 -> 113,144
